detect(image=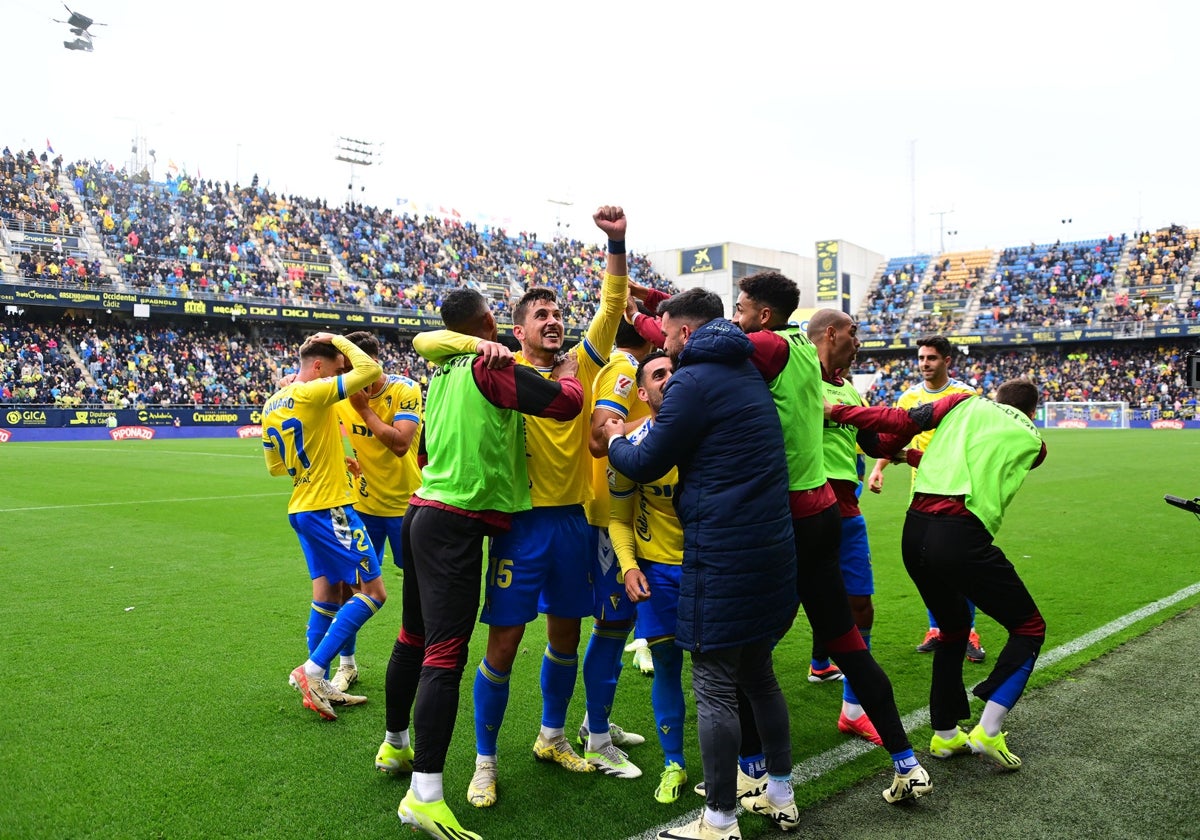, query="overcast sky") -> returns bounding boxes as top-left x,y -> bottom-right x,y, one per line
6,0 -> 1198,259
